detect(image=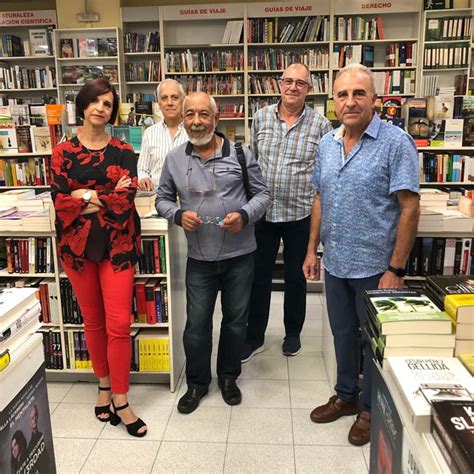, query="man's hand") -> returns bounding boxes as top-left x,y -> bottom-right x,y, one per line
302,252 -> 318,280
181,211 -> 202,231
80,204 -> 100,215
378,271 -> 404,289
116,175 -> 132,189
138,177 -> 154,191
221,212 -> 243,233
